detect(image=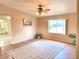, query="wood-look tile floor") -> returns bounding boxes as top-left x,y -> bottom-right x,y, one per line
0,39 -> 76,59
